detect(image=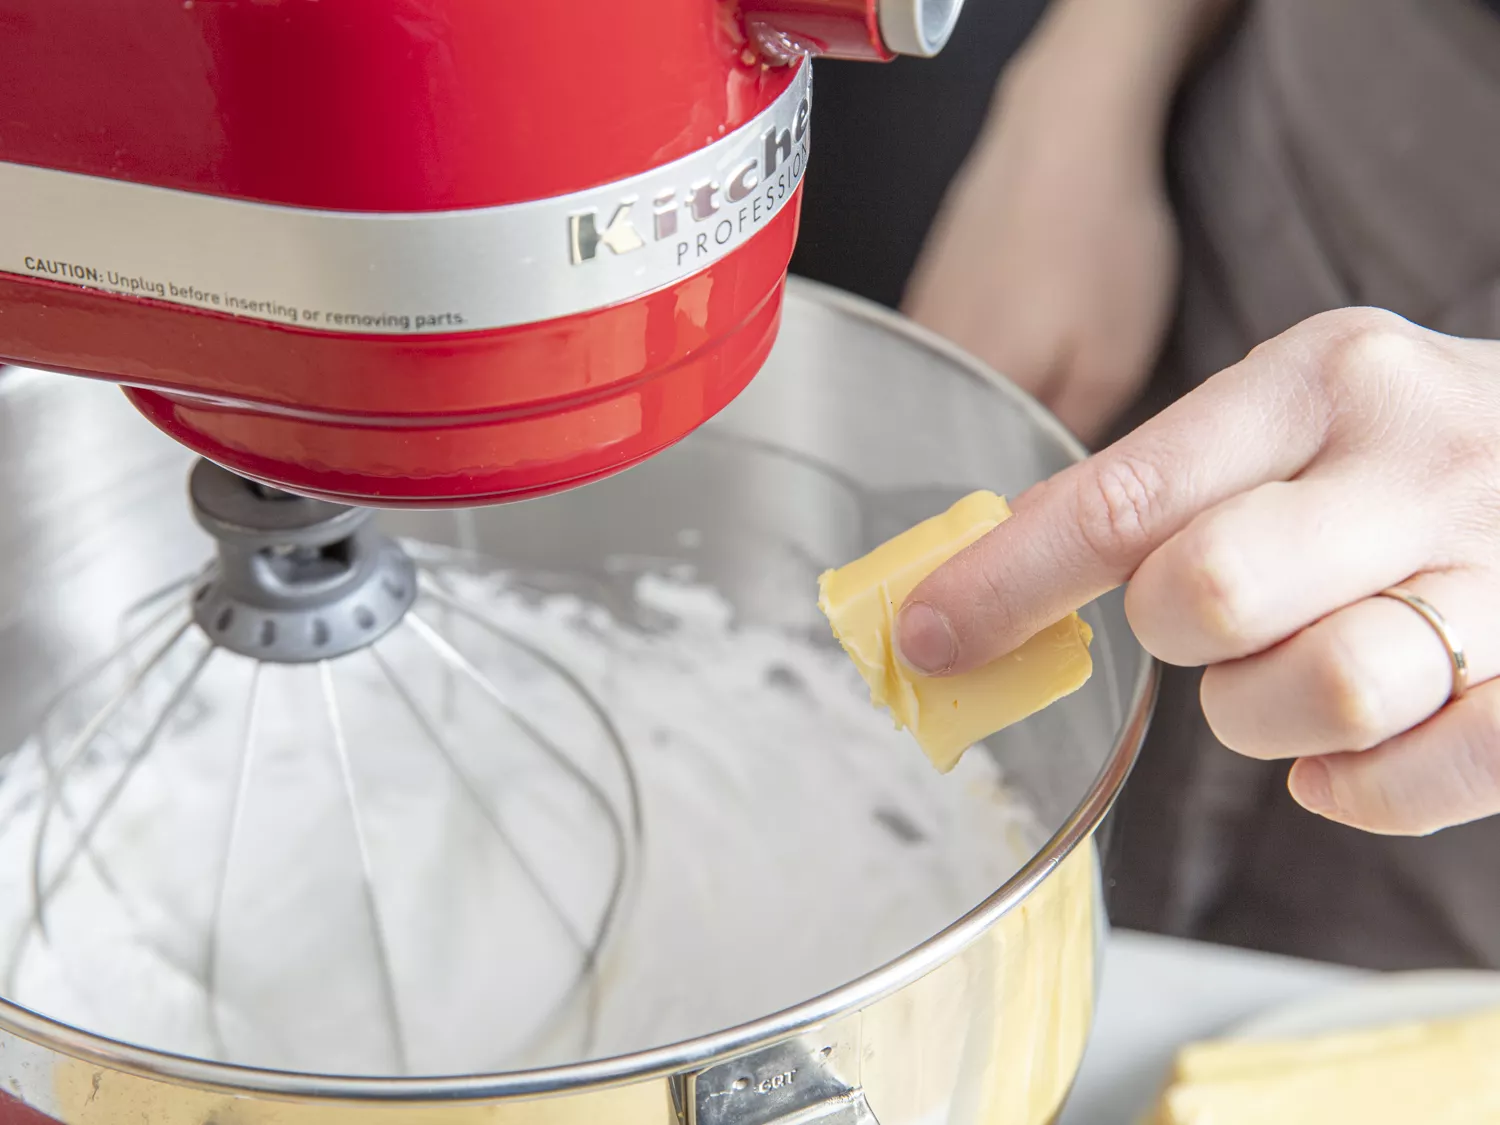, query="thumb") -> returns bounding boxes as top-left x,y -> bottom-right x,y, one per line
896,341 -> 1331,675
